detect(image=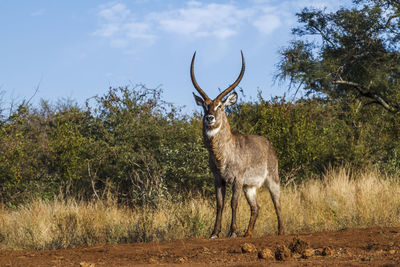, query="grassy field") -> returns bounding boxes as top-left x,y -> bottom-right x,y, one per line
1,167 -> 400,250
